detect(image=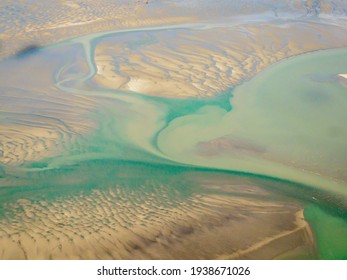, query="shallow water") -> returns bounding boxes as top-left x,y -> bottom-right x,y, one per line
0,22 -> 347,259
